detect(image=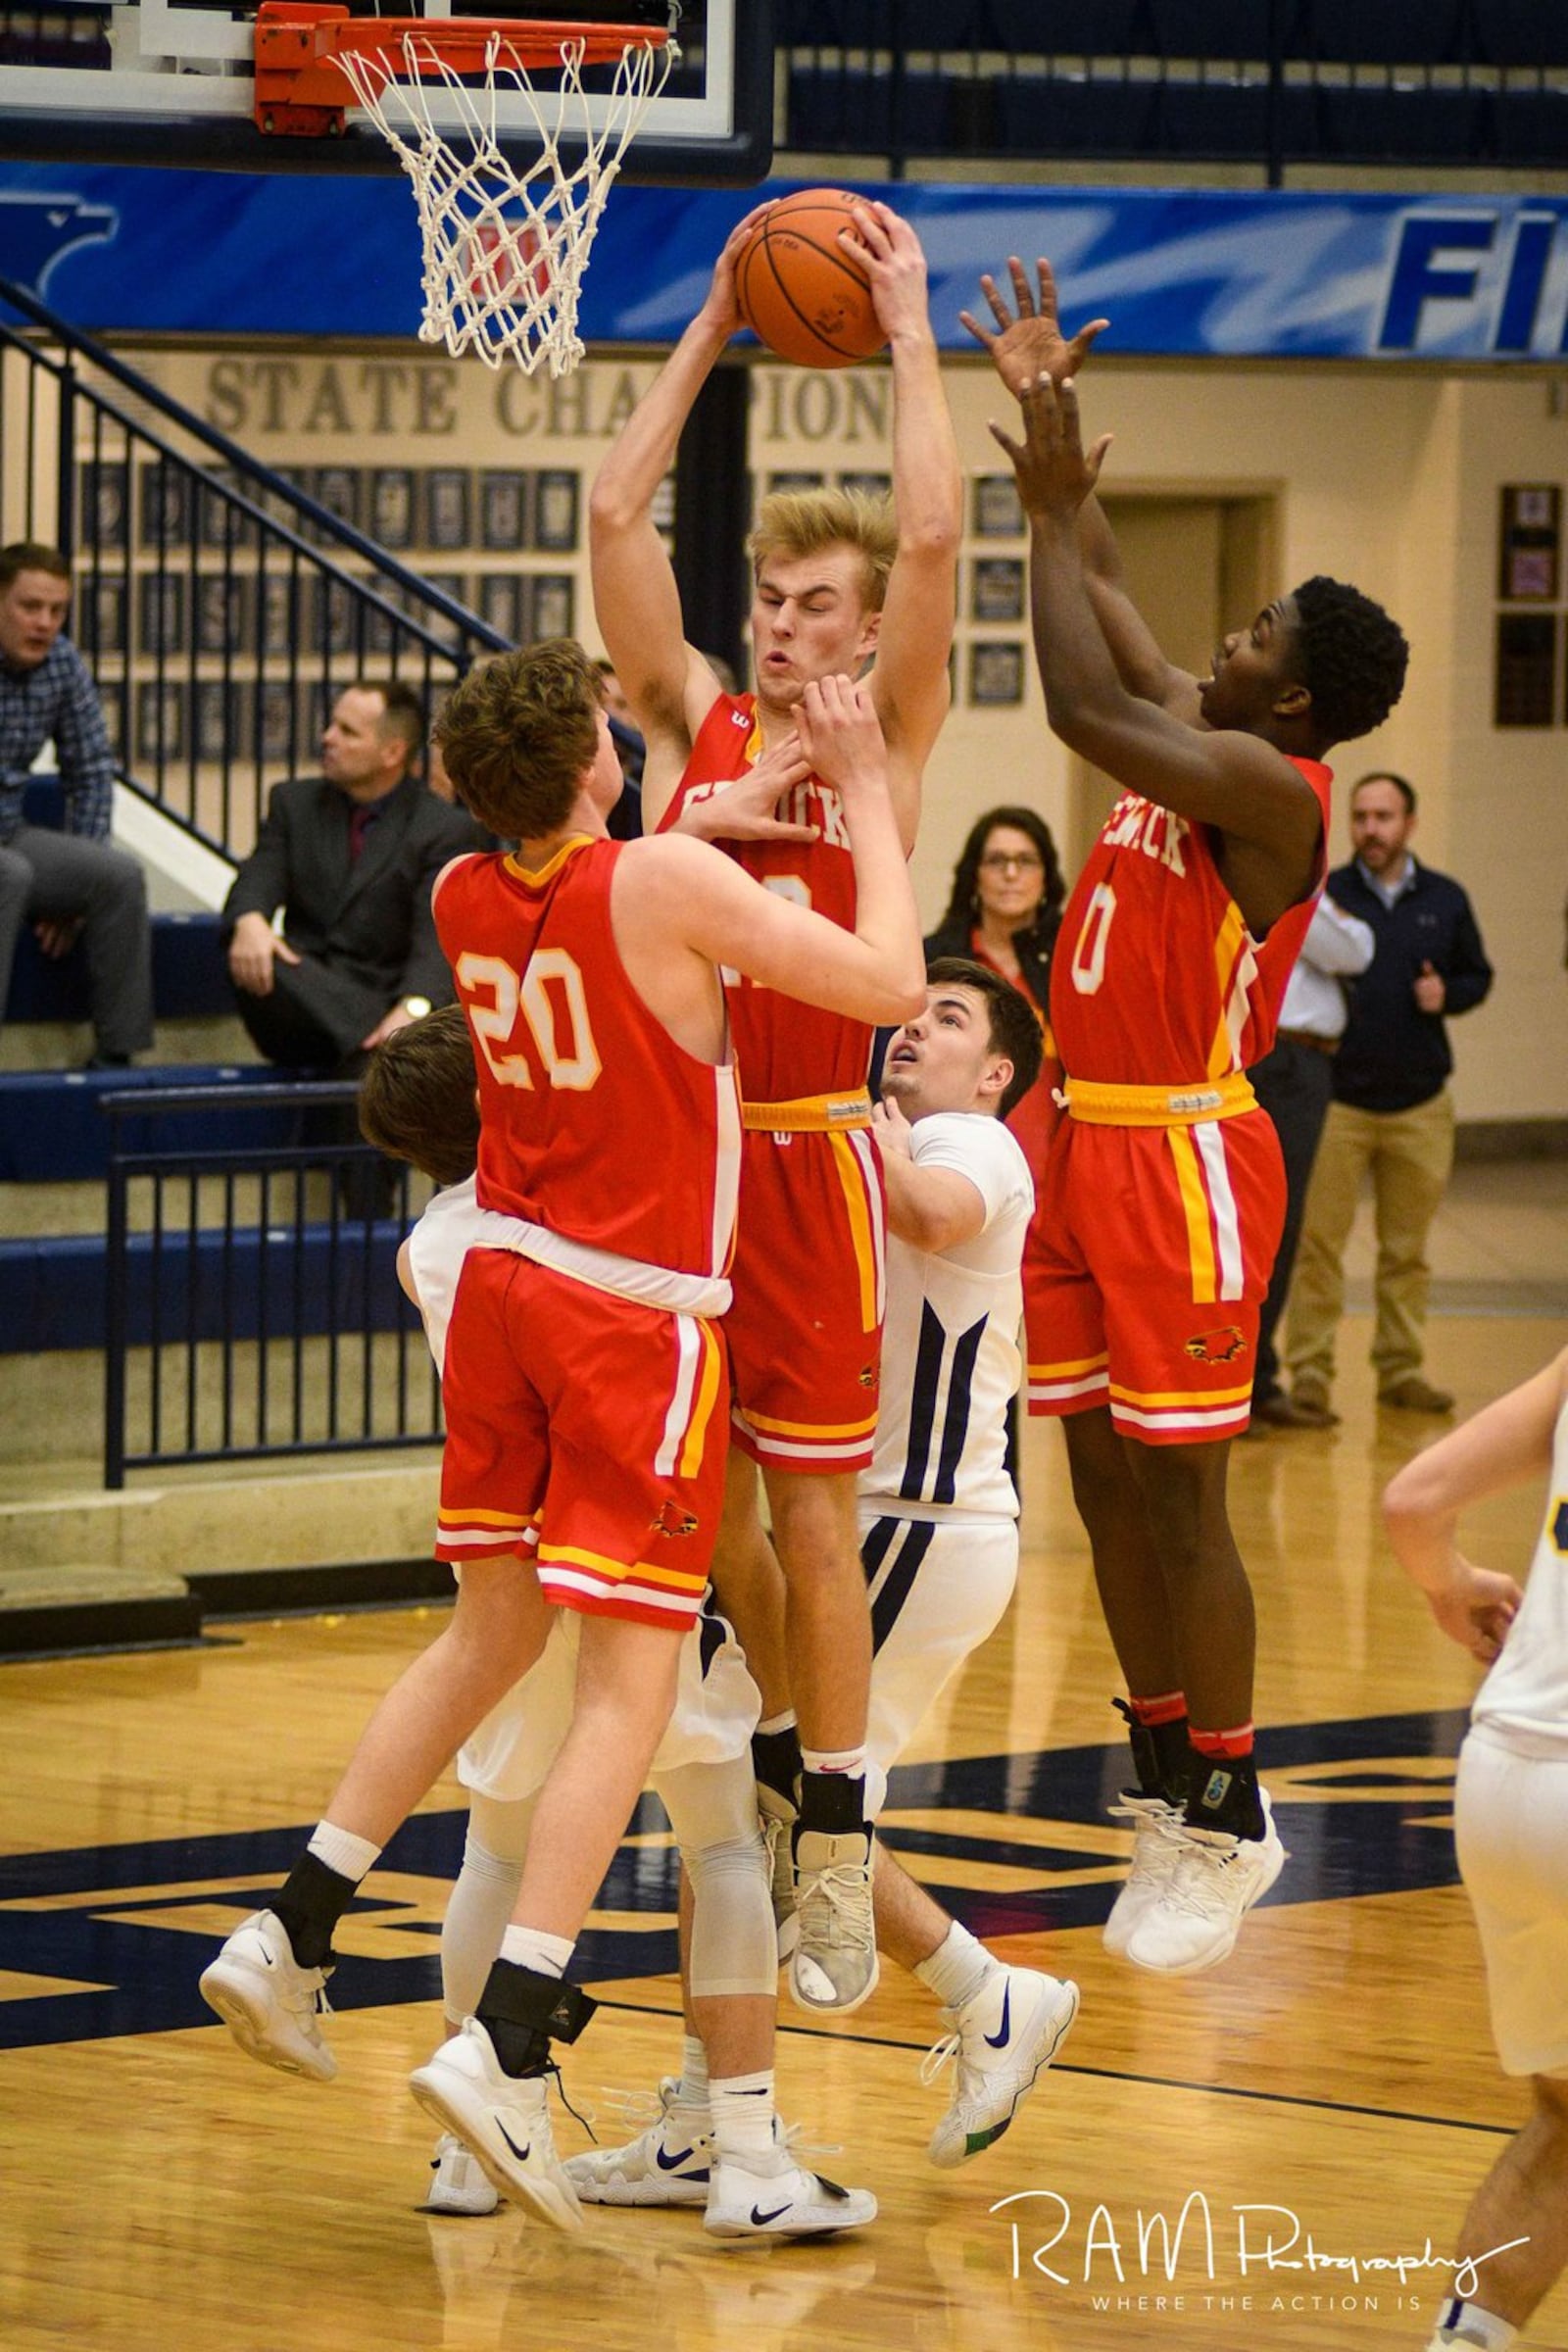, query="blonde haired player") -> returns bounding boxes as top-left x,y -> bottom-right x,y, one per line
589,197 -> 961,2014
1384,1351 -> 1568,2352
